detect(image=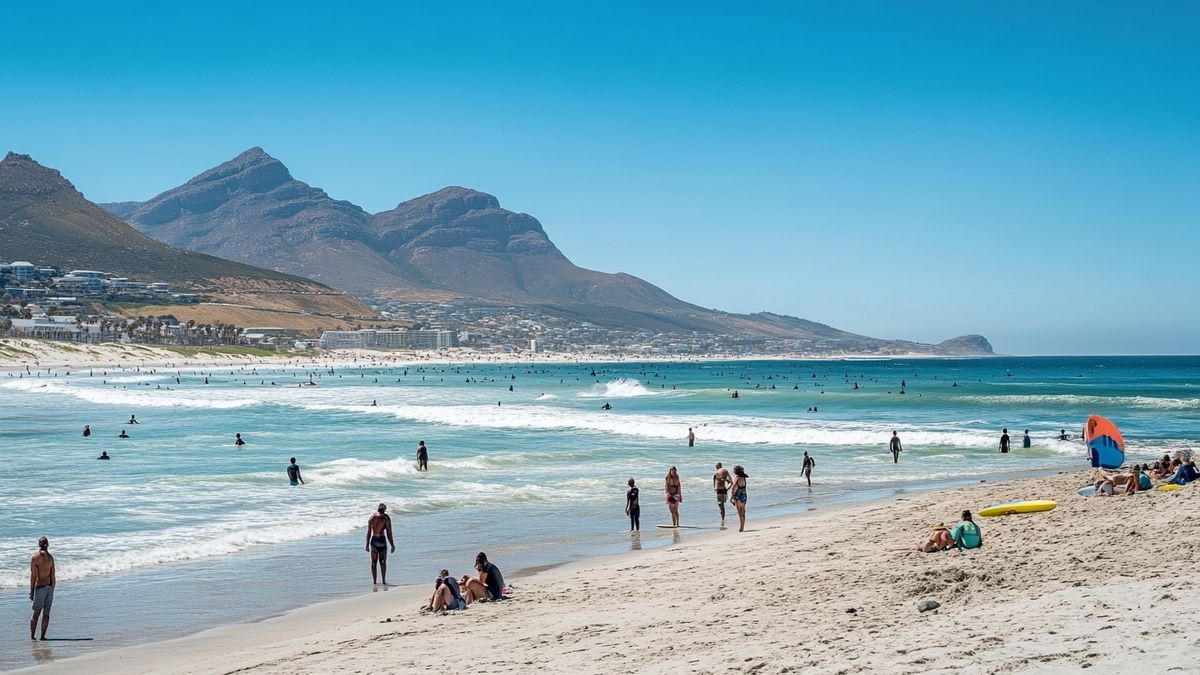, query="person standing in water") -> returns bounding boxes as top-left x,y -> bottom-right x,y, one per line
687,427 -> 695,447
365,503 -> 395,585
29,536 -> 55,641
890,431 -> 903,463
1022,430 -> 1032,448
287,457 -> 304,486
730,465 -> 749,532
128,415 -> 139,424
802,452 -> 815,487
416,441 -> 428,471
999,428 -> 1011,454
665,466 -> 682,527
713,463 -> 732,526
82,425 -> 91,437
234,433 -> 246,447
625,478 -> 640,531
